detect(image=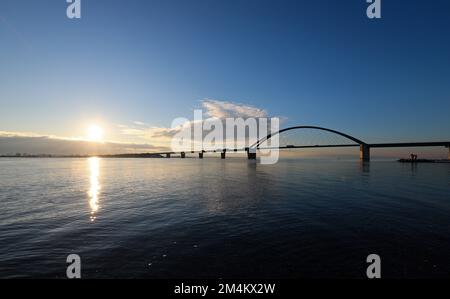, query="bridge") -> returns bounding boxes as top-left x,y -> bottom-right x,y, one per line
159,126 -> 450,161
